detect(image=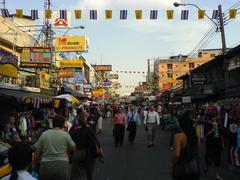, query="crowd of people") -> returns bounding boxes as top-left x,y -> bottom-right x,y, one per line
1,99 -> 240,180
